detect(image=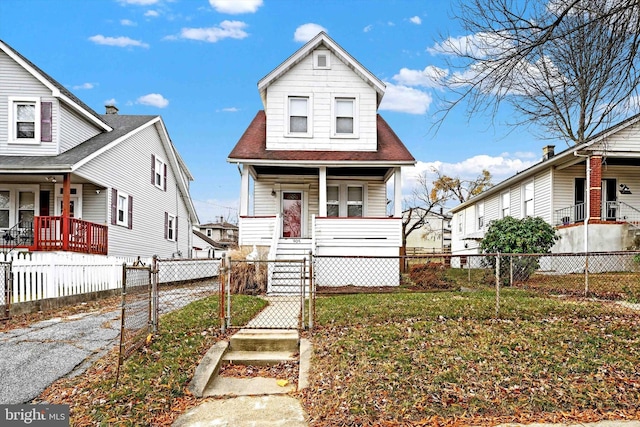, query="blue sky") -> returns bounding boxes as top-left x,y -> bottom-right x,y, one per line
0,0 -> 552,223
